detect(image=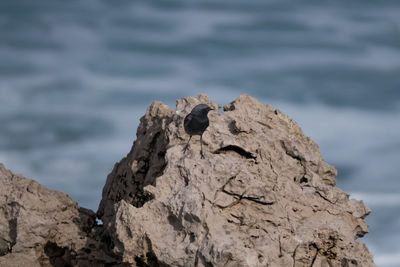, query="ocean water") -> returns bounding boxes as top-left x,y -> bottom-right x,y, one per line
1,0 -> 399,265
